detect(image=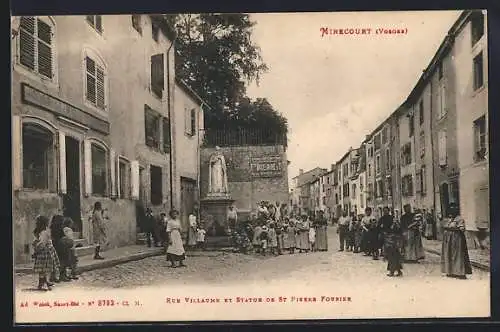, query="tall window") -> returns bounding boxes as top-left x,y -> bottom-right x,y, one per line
352,184 -> 356,199
474,115 -> 487,162
402,175 -> 414,197
382,127 -> 388,144
375,154 -> 381,174
150,165 -> 162,205
408,113 -> 415,137
473,52 -> 484,91
91,144 -> 107,196
376,179 -> 384,198
343,164 -> 349,178
471,11 -> 485,47
438,83 -> 447,118
18,16 -> 54,79
152,22 -> 160,42
401,143 -> 412,166
185,108 -> 196,136
144,105 -> 161,150
162,117 -> 171,153
438,62 -> 443,80
151,53 -> 164,98
131,15 -> 142,34
386,149 -> 391,170
86,15 -> 103,33
386,177 -> 392,197
374,134 -> 381,151
22,123 -> 55,190
438,130 -> 447,166
419,100 -> 424,125
420,166 -> 427,195
368,163 -> 372,177
119,159 -> 130,199
85,56 -> 106,110
367,183 -> 373,199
